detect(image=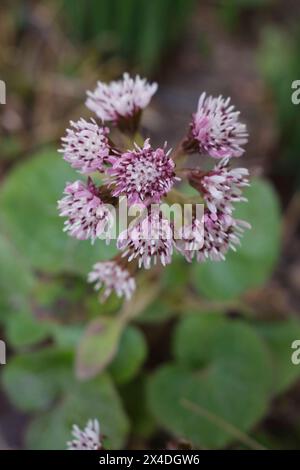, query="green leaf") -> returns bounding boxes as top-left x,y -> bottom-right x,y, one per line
6,310 -> 51,348
173,312 -> 227,367
109,326 -> 147,385
0,233 -> 34,322
76,317 -> 124,380
192,178 -> 281,300
2,346 -> 129,449
26,373 -> 129,450
76,284 -> 159,379
148,313 -> 272,448
255,318 -> 300,394
0,148 -> 117,276
2,348 -> 73,412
